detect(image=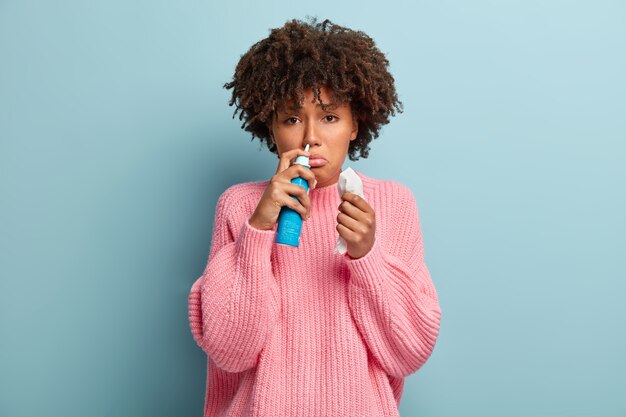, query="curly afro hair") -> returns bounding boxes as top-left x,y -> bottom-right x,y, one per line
223,16 -> 404,161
